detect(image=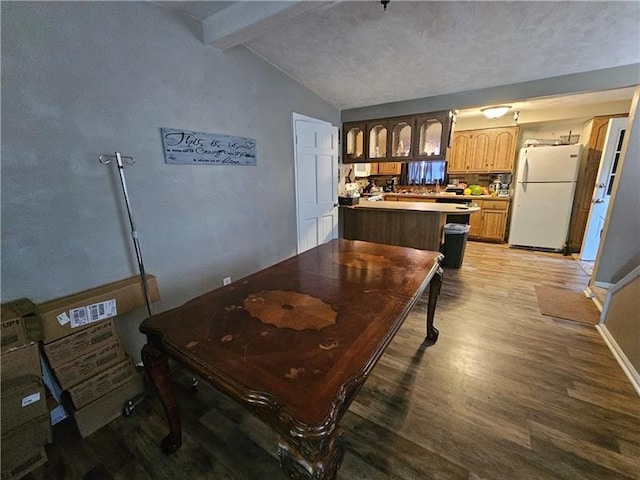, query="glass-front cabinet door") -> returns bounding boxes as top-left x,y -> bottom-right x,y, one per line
390,117 -> 414,160
343,122 -> 365,163
413,111 -> 452,161
367,121 -> 389,160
